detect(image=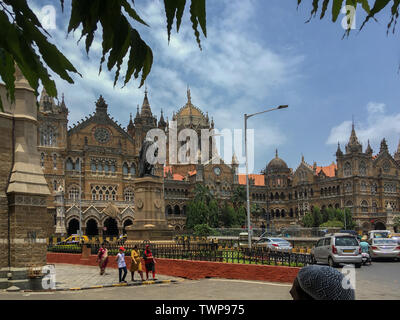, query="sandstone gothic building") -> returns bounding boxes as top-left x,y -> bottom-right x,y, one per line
37,89 -> 400,236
